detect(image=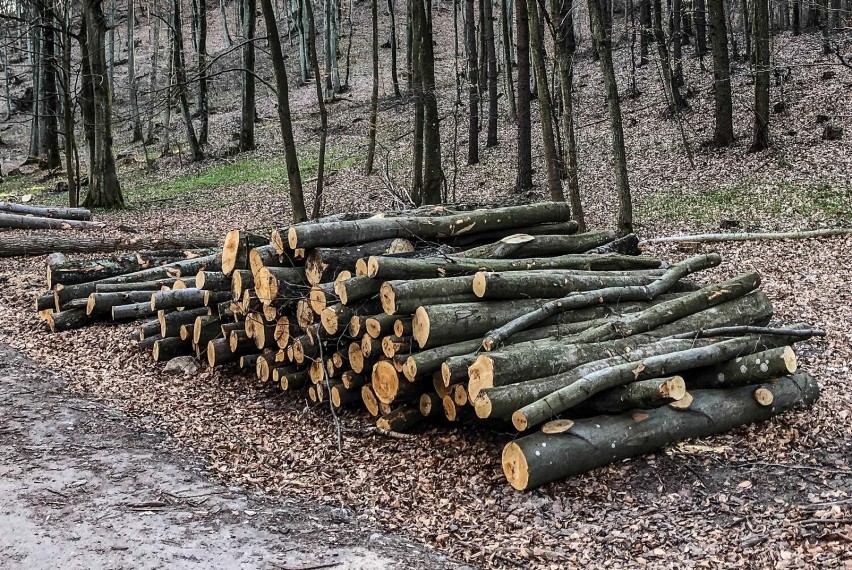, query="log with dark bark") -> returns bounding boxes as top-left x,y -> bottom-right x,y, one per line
365,314 -> 397,338
222,230 -> 268,275
86,291 -> 155,316
335,275 -> 383,305
447,221 -> 579,247
196,270 -> 231,291
0,234 -> 219,257
456,231 -> 617,259
502,372 -> 819,490
47,249 -> 217,288
54,253 -> 222,310
152,337 -> 193,361
288,202 -> 574,249
304,238 -> 414,284
580,376 -> 687,414
380,276 -> 473,314
160,307 -> 210,338
376,406 -> 424,431
512,333 -> 807,431
151,288 -> 228,311
684,346 -> 797,389
95,277 -> 185,292
111,302 -> 160,321
207,337 -> 236,366
0,201 -> 92,220
368,253 -> 663,280
46,308 -> 91,332
254,266 -> 308,304
481,253 -> 722,349
471,270 -> 691,300
0,212 -> 105,230
585,234 -> 641,255
248,244 -> 283,274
